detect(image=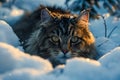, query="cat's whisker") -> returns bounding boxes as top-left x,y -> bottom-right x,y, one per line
18,6 -> 98,67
